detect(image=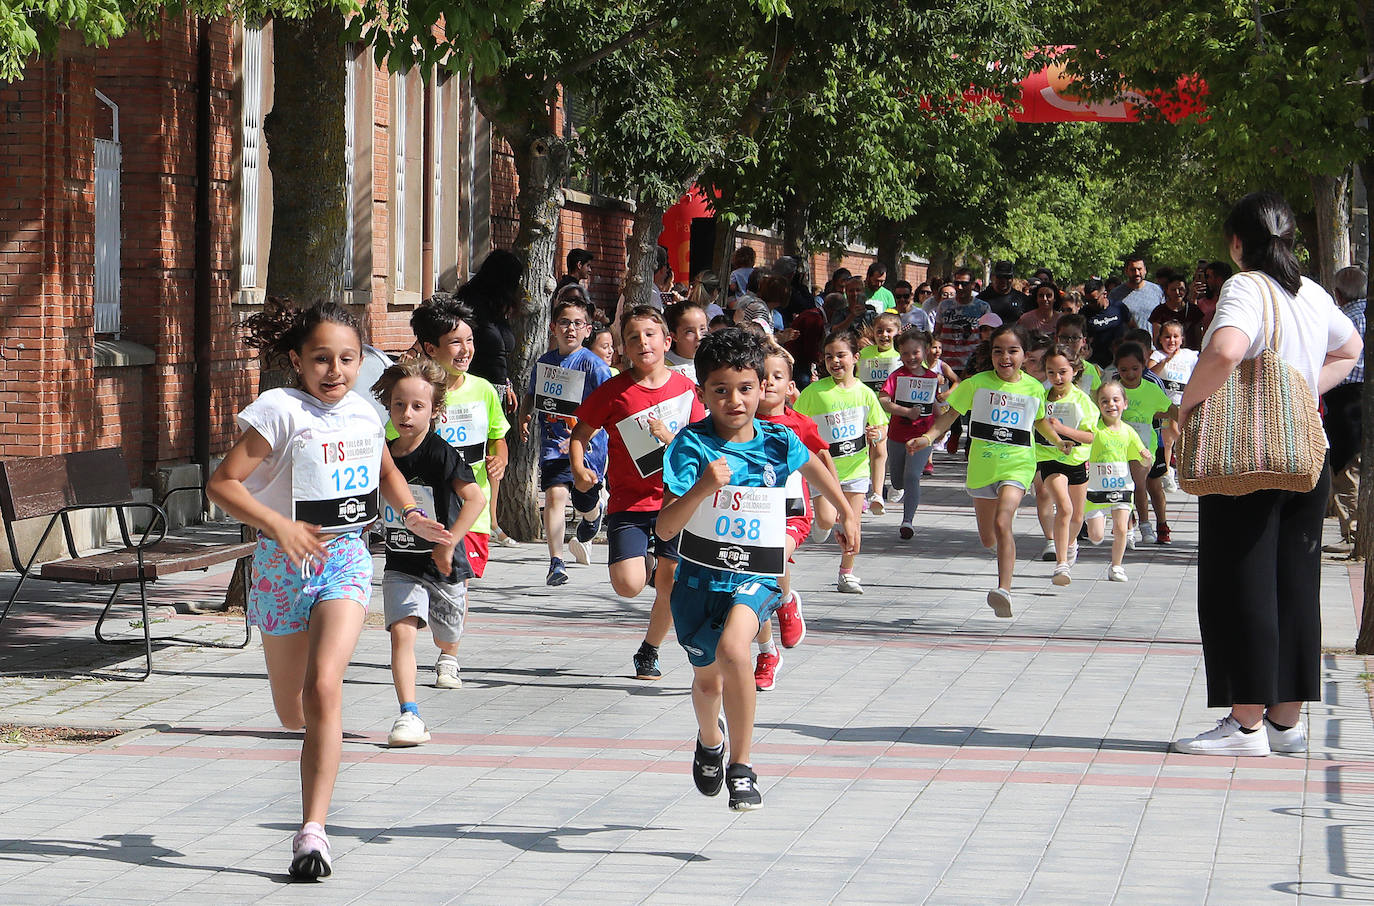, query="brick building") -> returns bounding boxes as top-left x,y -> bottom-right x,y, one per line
0,15 -> 925,551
